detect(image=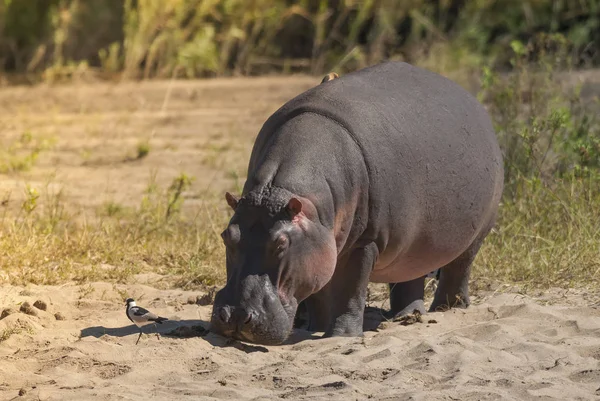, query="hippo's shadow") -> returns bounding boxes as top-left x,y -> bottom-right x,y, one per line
79,319 -> 322,353
79,304 -> 390,351
363,305 -> 393,331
